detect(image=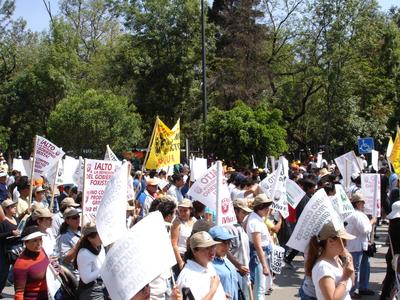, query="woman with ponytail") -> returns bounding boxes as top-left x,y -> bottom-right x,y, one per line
306,222 -> 355,300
